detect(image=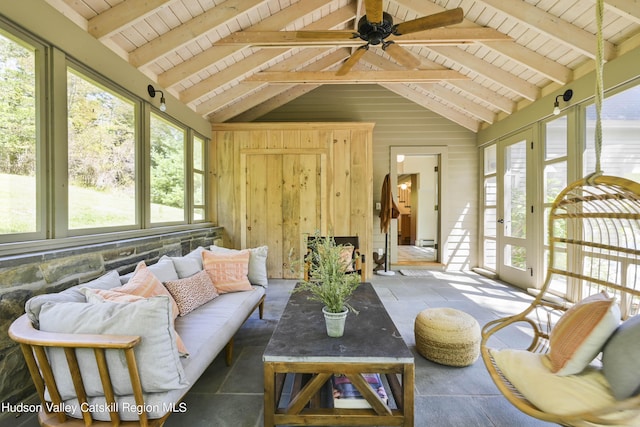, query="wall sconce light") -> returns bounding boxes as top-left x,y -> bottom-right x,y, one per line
396,154 -> 405,163
147,84 -> 166,112
553,89 -> 573,115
